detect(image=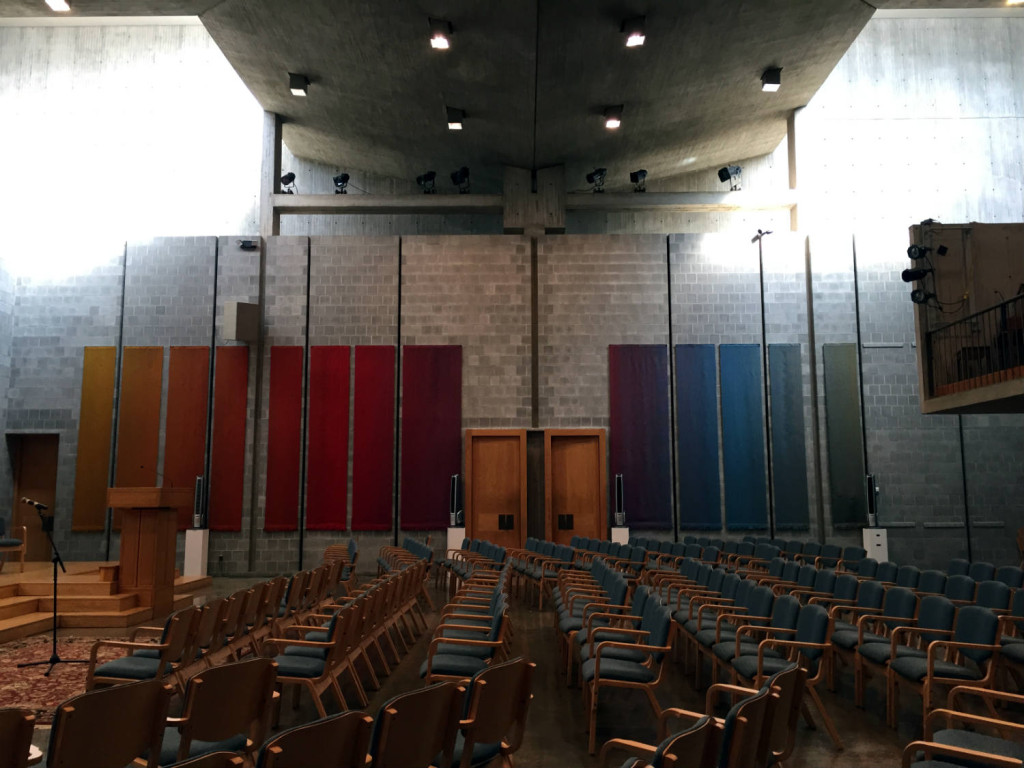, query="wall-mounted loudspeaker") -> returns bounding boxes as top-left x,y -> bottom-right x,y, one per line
449,474 -> 462,526
614,474 -> 625,526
